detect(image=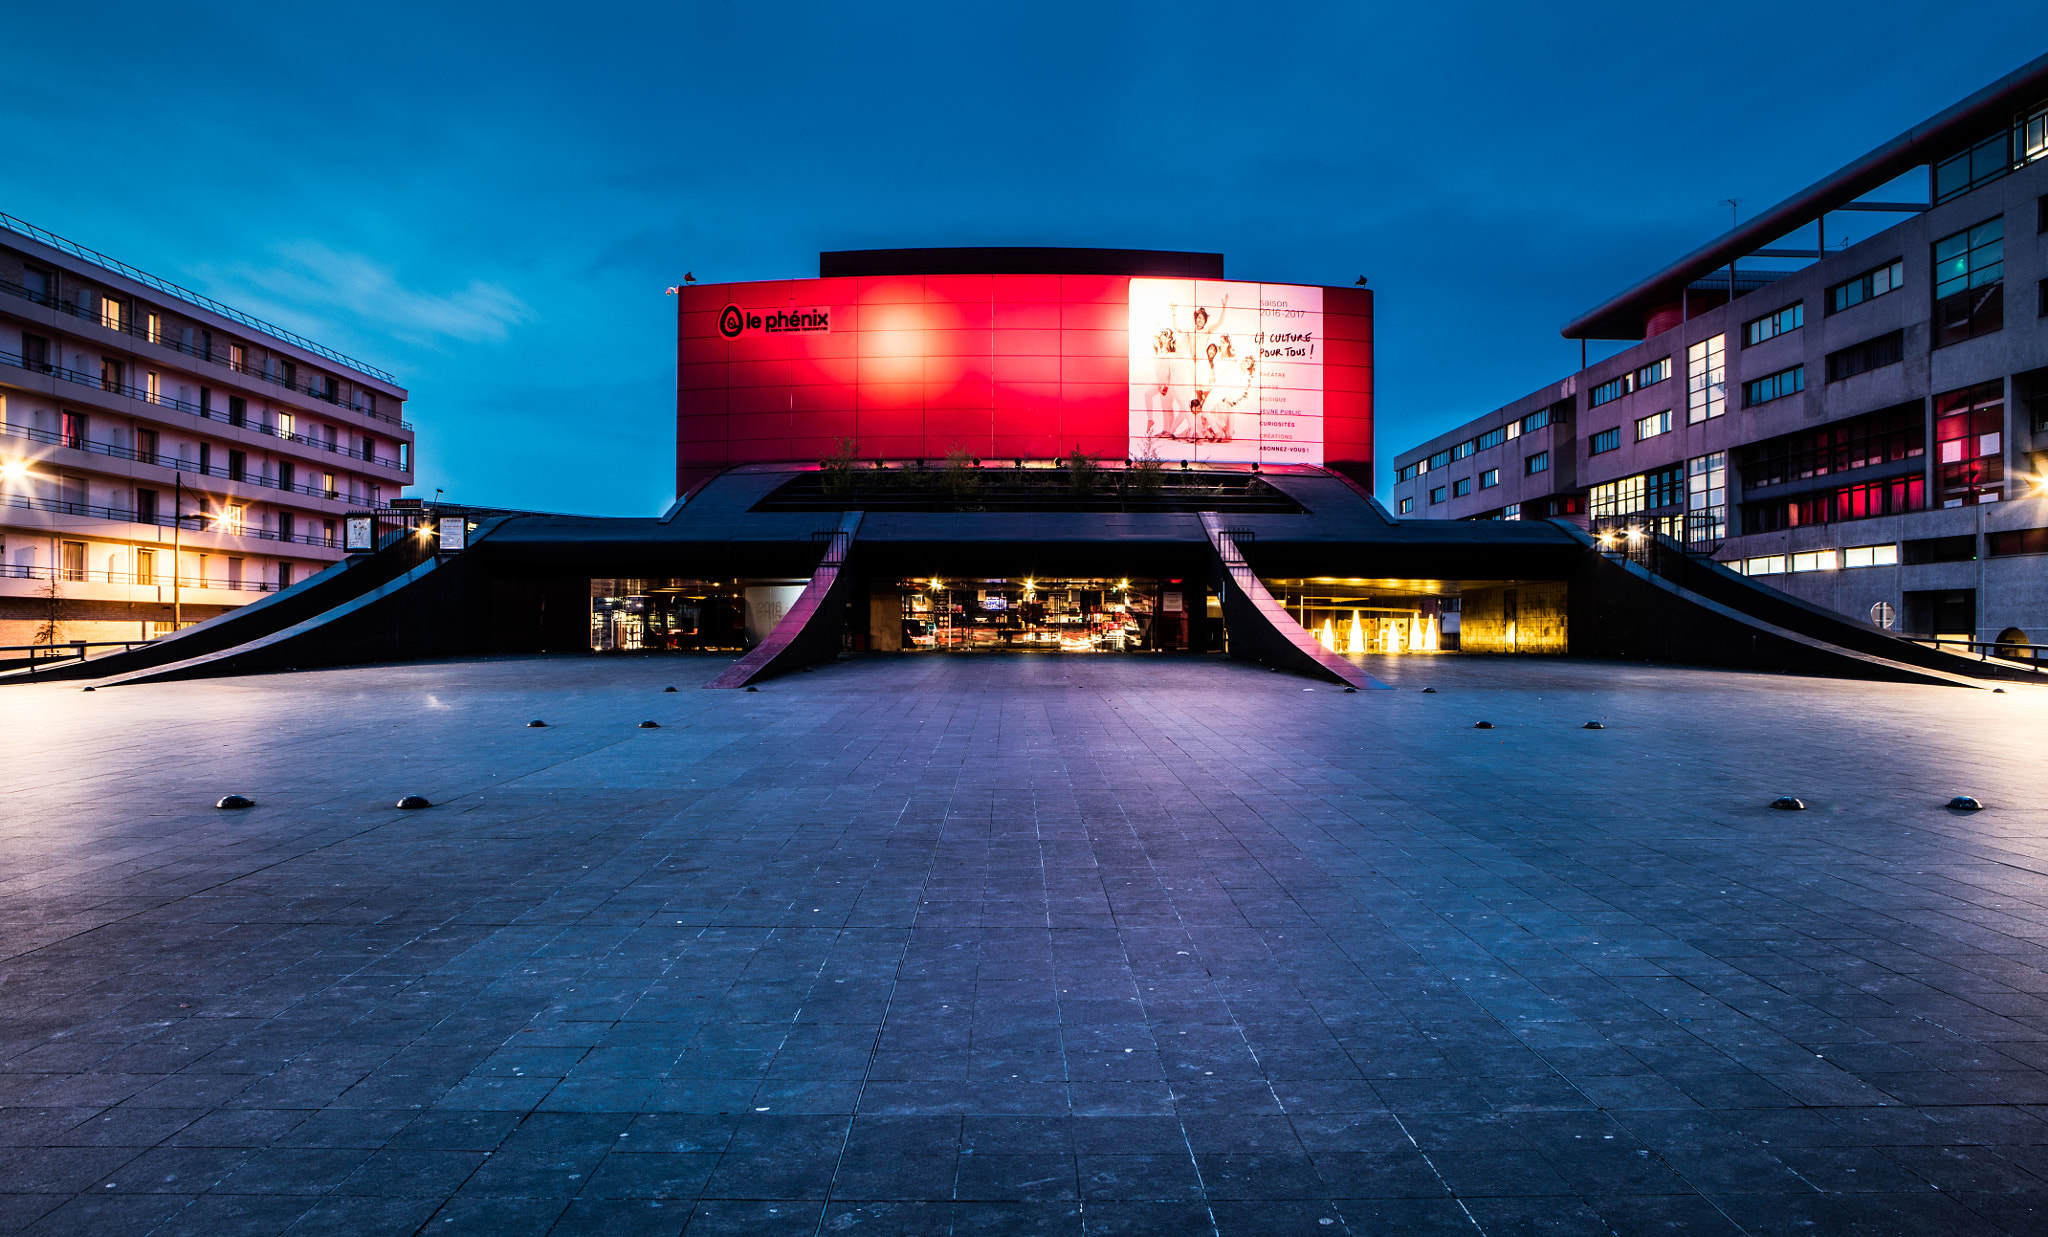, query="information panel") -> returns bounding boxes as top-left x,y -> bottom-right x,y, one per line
1128,279 -> 1323,465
